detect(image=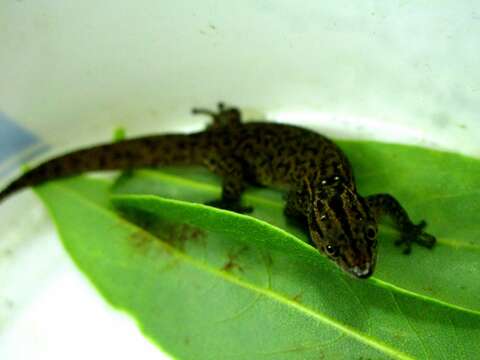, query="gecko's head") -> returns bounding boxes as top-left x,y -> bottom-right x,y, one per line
307,180 -> 378,279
